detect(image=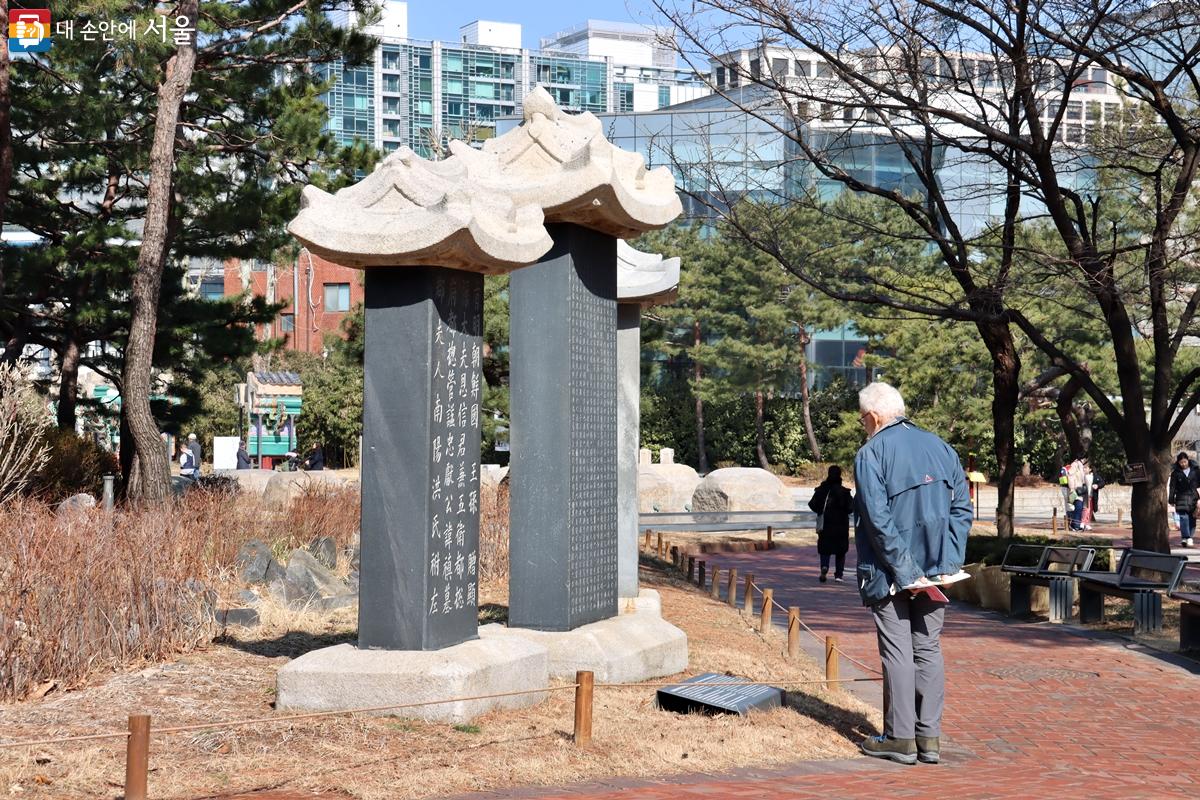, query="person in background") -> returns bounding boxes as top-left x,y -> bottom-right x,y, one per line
853,382 -> 972,766
1069,486 -> 1088,532
187,433 -> 203,475
1058,462 -> 1072,516
179,444 -> 200,480
1168,452 -> 1199,548
1090,472 -> 1105,517
236,440 -> 252,470
302,441 -> 325,471
809,465 -> 853,583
